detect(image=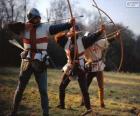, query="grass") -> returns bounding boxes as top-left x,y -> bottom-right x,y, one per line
0,67 -> 140,116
